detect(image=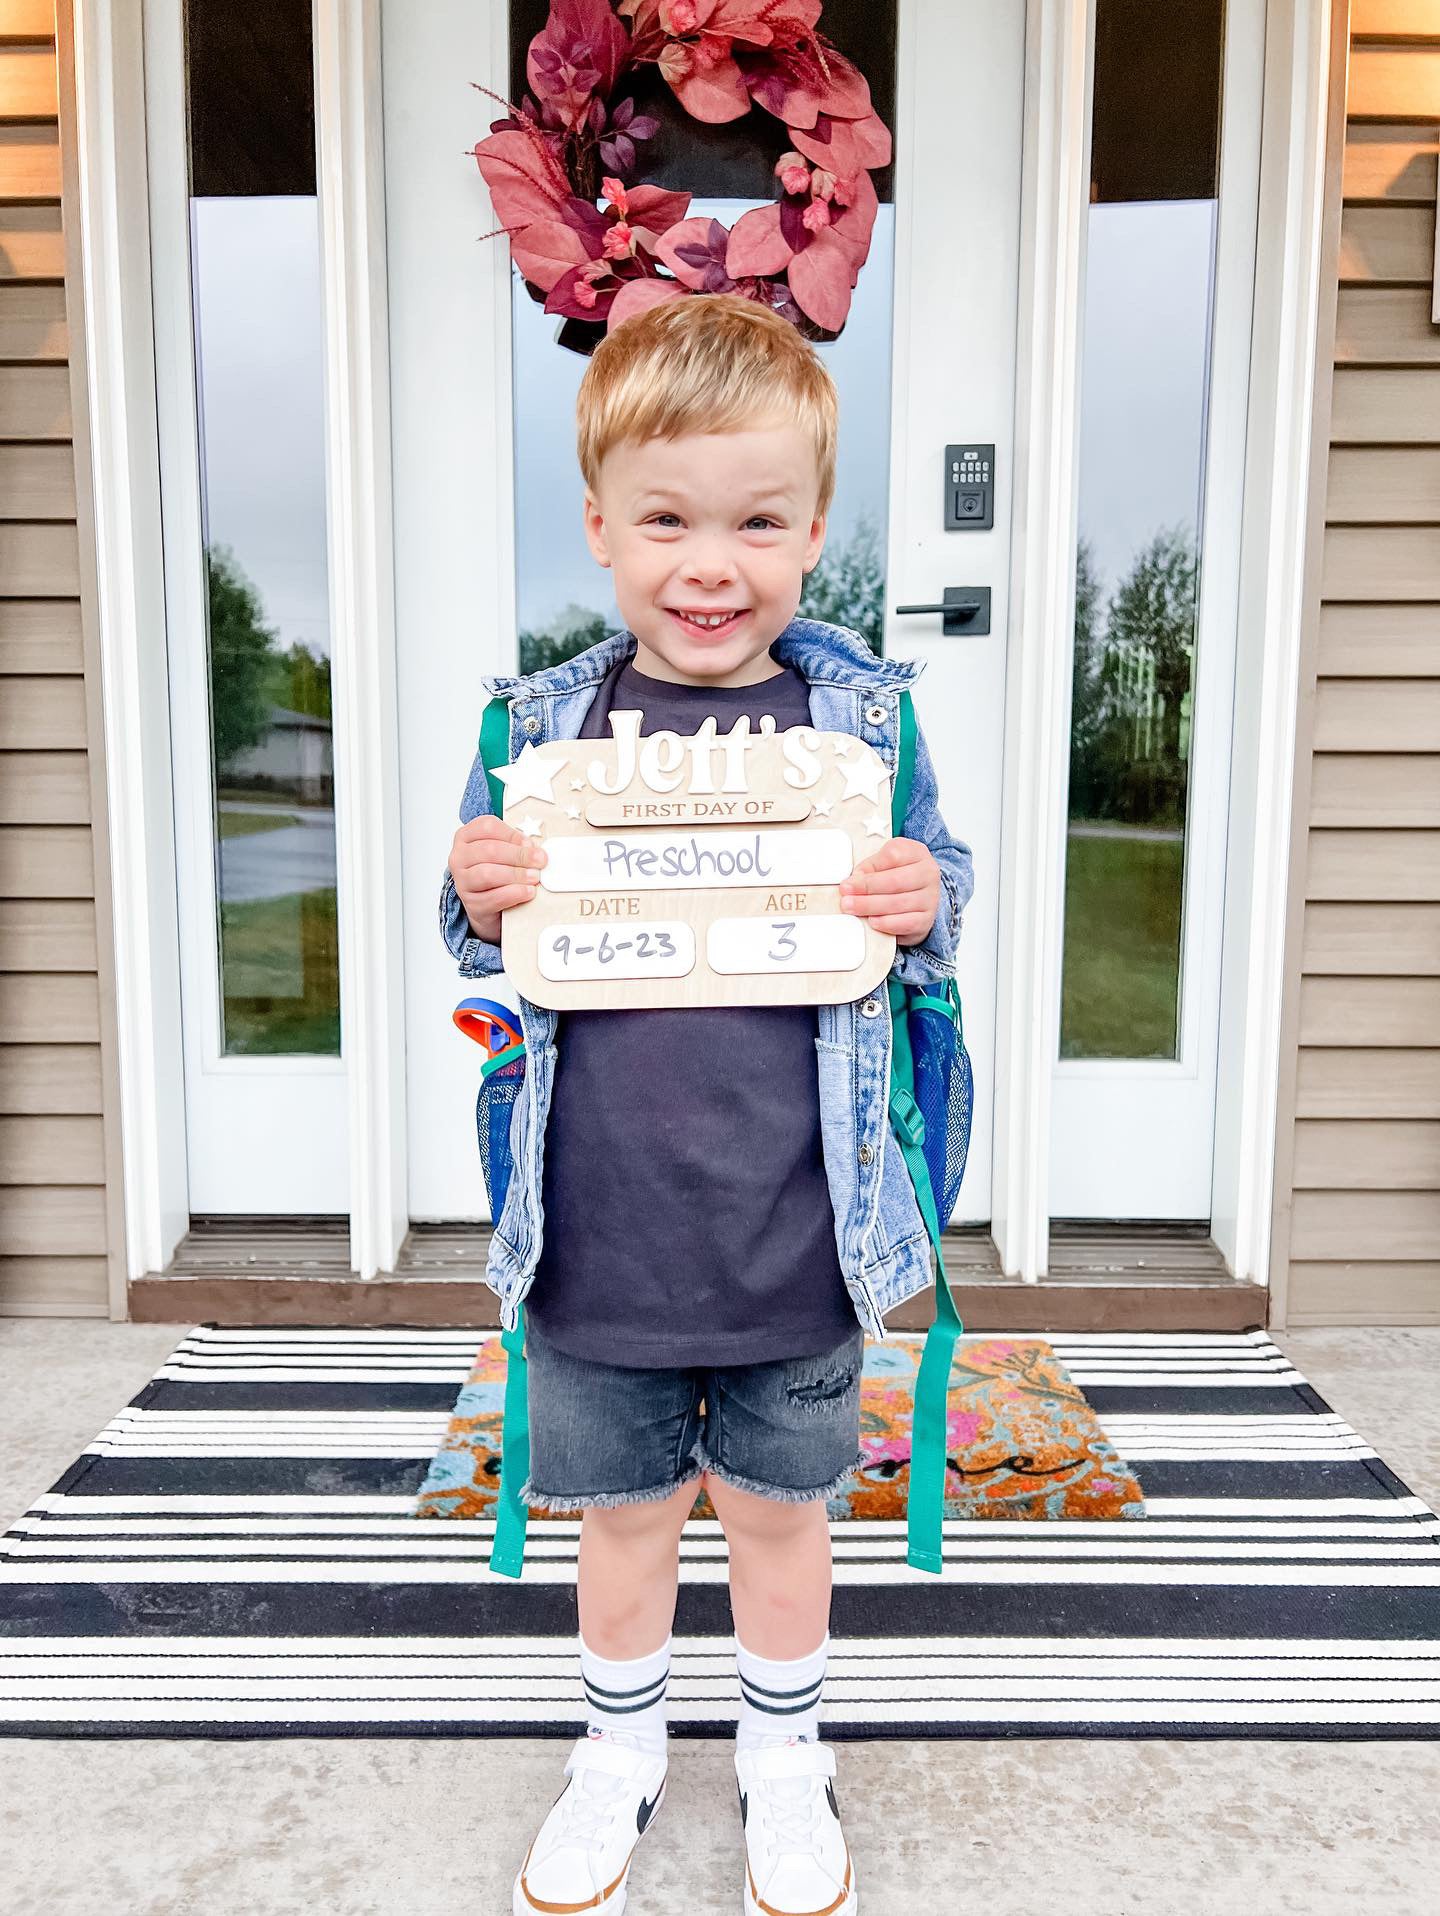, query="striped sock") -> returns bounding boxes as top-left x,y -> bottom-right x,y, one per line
734,1630 -> 828,1752
578,1628 -> 671,1760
